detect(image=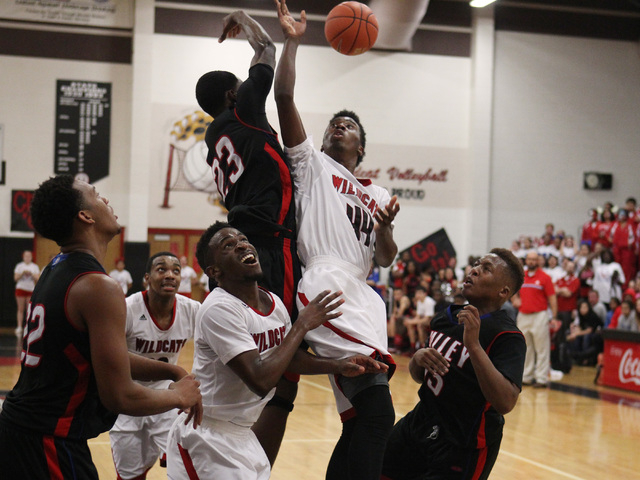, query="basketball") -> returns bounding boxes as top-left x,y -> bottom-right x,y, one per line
324,2 -> 378,56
